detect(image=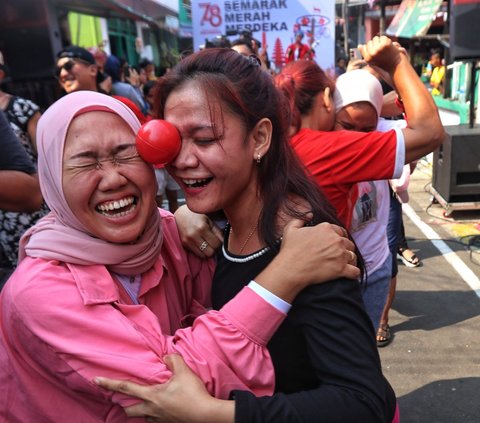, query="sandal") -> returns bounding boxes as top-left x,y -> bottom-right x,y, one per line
376,324 -> 392,348
397,247 -> 420,268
